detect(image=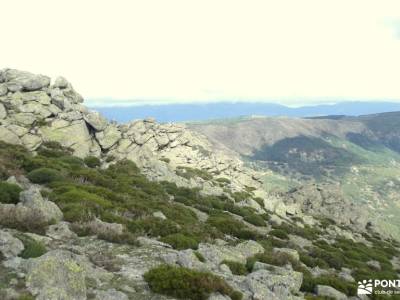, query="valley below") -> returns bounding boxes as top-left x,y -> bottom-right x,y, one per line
189,114 -> 400,239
